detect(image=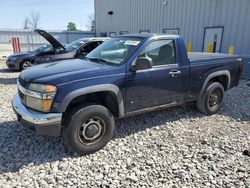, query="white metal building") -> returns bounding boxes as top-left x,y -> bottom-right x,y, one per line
94,0 -> 250,55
